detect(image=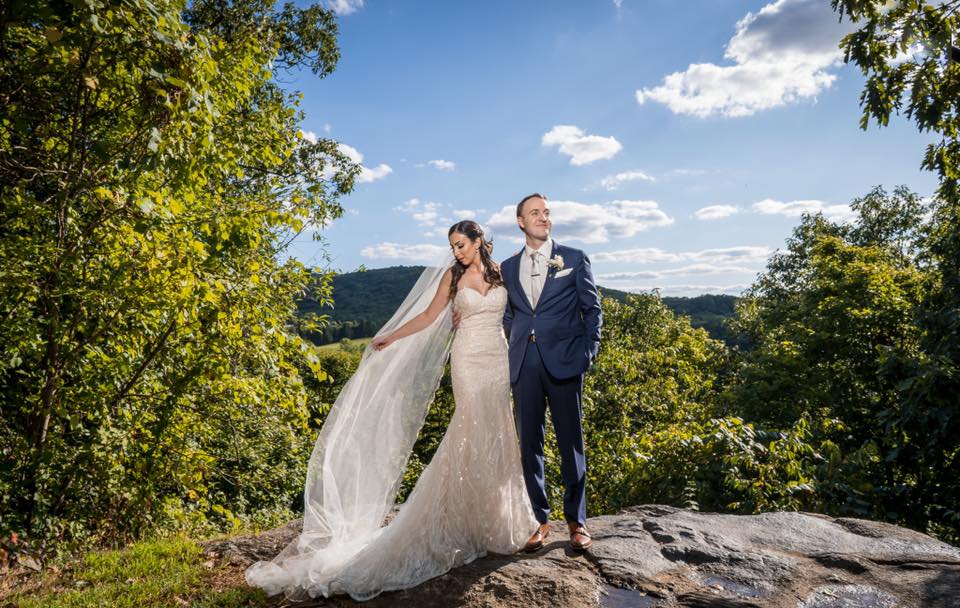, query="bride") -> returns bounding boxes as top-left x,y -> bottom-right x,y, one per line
245,220 -> 537,601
